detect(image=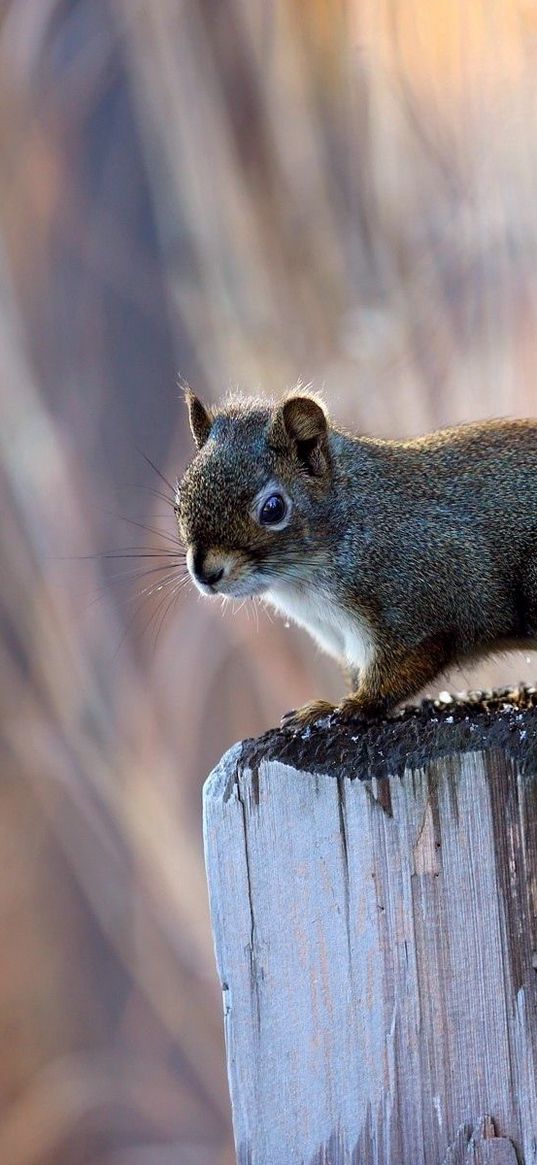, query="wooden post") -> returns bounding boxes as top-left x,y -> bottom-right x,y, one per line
203,690 -> 537,1165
